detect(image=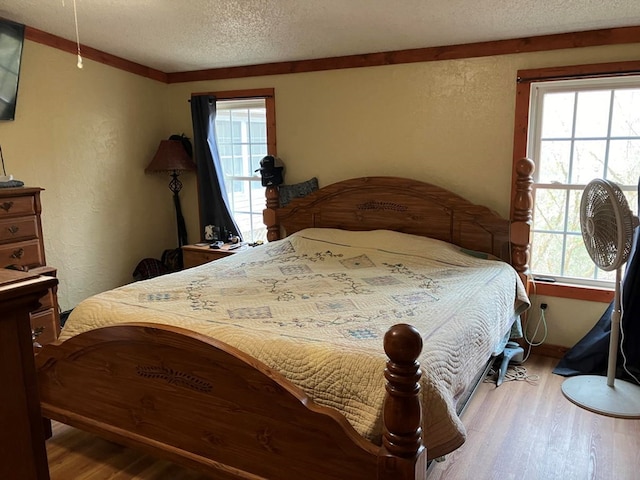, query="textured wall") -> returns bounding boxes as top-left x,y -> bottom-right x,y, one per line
0,41 -> 176,311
